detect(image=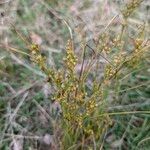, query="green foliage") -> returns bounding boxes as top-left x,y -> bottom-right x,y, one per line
28,8 -> 149,147
0,0 -> 149,149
